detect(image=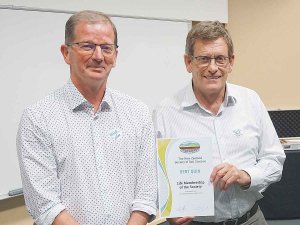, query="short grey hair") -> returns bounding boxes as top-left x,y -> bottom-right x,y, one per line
185,21 -> 234,58
65,10 -> 118,46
